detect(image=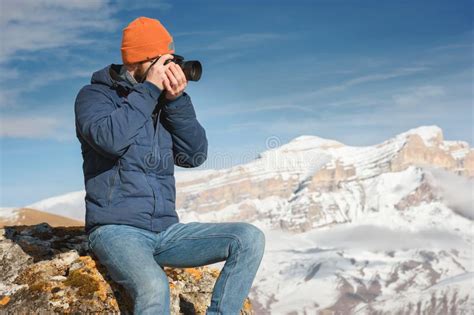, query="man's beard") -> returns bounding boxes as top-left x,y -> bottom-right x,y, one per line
133,69 -> 145,83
